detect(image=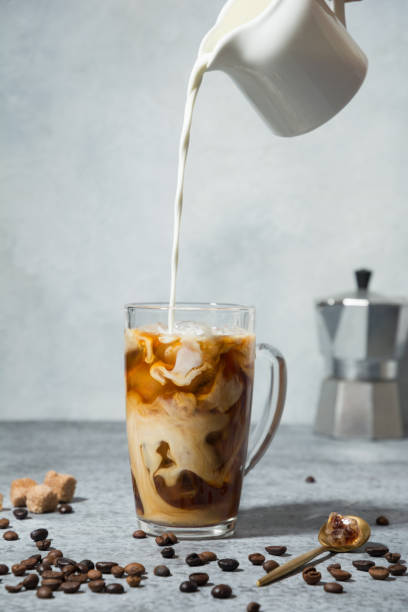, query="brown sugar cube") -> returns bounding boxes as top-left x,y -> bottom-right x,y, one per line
26,485 -> 58,514
10,478 -> 37,507
44,471 -> 76,503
